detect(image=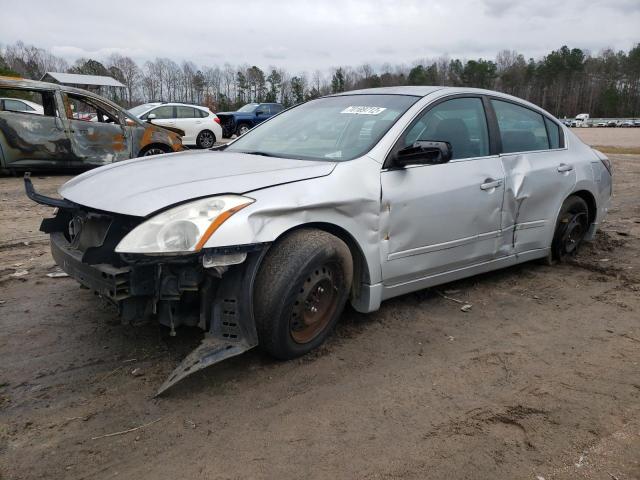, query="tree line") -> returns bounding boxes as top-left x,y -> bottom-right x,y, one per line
1,40 -> 639,117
